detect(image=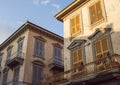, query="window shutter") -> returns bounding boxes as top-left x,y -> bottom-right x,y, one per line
95,40 -> 102,60
71,18 -> 75,35
75,15 -> 80,32
96,1 -> 103,20
101,38 -> 108,52
73,51 -> 77,63
2,71 -> 8,85
13,67 -> 20,85
89,5 -> 97,24
78,49 -> 82,61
